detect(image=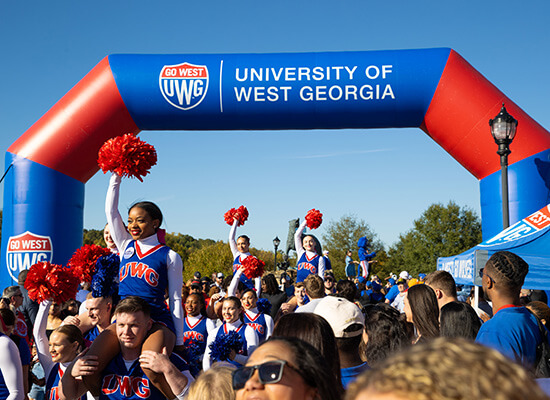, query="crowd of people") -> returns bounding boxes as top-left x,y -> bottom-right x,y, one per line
1,172 -> 550,400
